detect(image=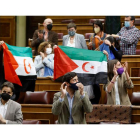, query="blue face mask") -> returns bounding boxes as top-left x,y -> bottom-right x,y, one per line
68,31 -> 75,36
69,82 -> 79,90
125,21 -> 130,28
